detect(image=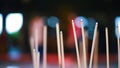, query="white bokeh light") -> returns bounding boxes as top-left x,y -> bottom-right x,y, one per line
0,14 -> 3,35
6,13 -> 23,34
